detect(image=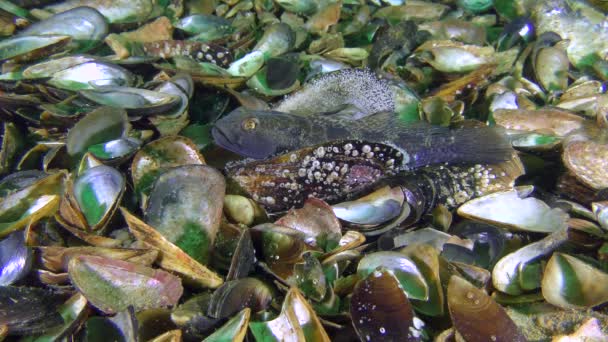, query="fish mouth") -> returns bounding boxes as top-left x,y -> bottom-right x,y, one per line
211,125 -> 239,153
211,125 -> 270,159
